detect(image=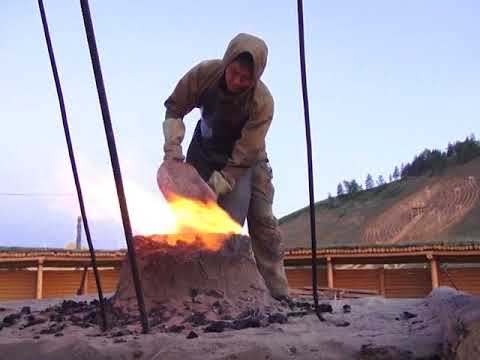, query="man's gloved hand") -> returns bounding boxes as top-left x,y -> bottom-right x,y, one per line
163,117 -> 185,161
208,170 -> 233,197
